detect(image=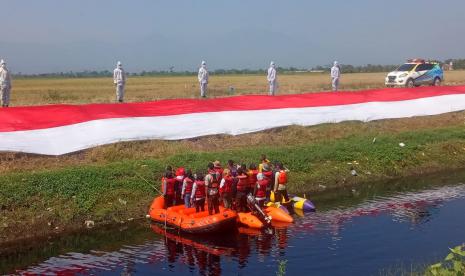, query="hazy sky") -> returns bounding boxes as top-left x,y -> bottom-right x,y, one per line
1,0 -> 464,73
